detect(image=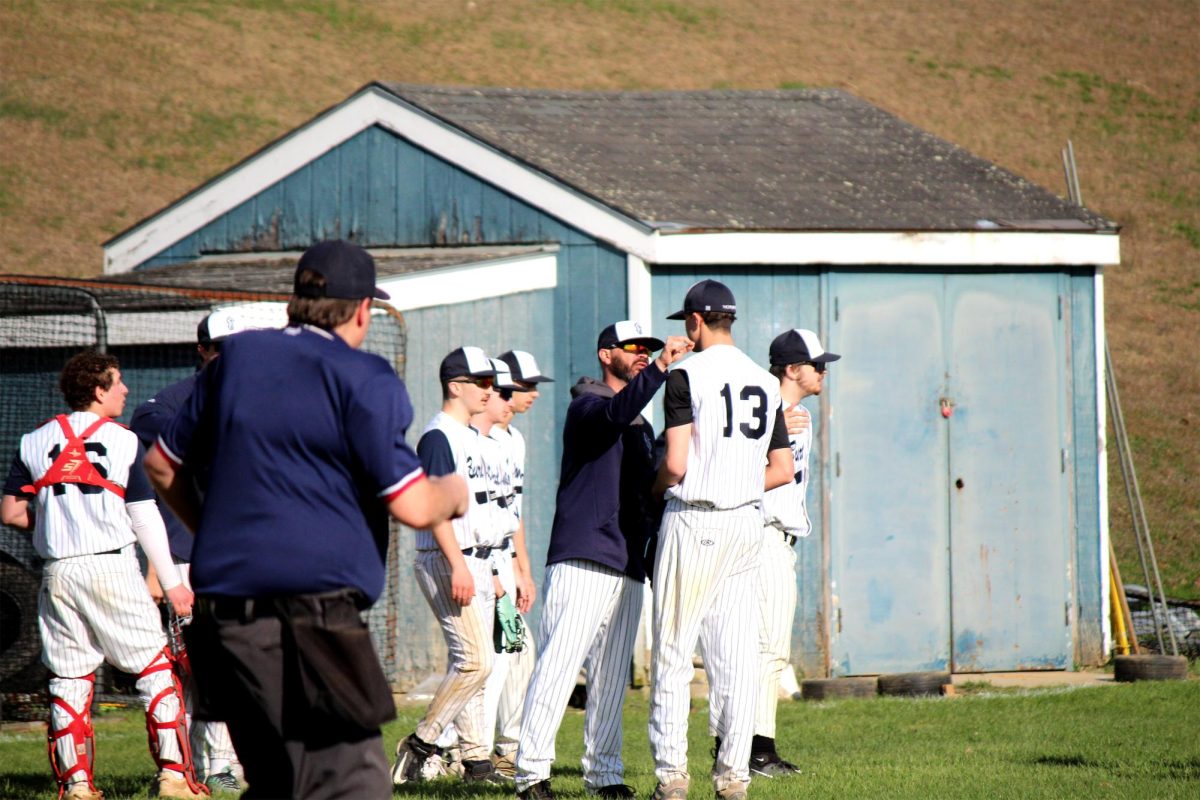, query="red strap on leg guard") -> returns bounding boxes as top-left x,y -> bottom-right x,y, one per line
47,673 -> 97,798
141,648 -> 208,796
